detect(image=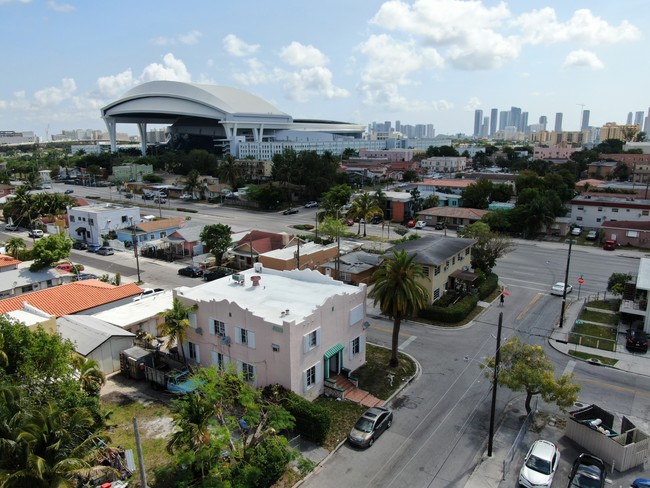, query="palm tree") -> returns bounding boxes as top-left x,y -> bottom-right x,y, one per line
217,154 -> 242,190
5,237 -> 26,258
167,390 -> 215,454
348,192 -> 383,237
0,333 -> 7,367
184,169 -> 202,199
158,298 -> 198,364
72,356 -> 106,396
369,250 -> 429,367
